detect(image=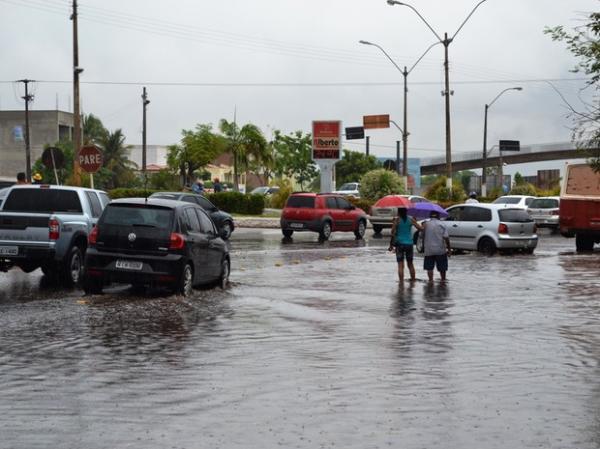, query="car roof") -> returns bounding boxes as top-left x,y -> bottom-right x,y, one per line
449,203 -> 526,210
5,184 -> 107,194
109,197 -> 200,209
496,195 -> 535,198
531,196 -> 560,200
